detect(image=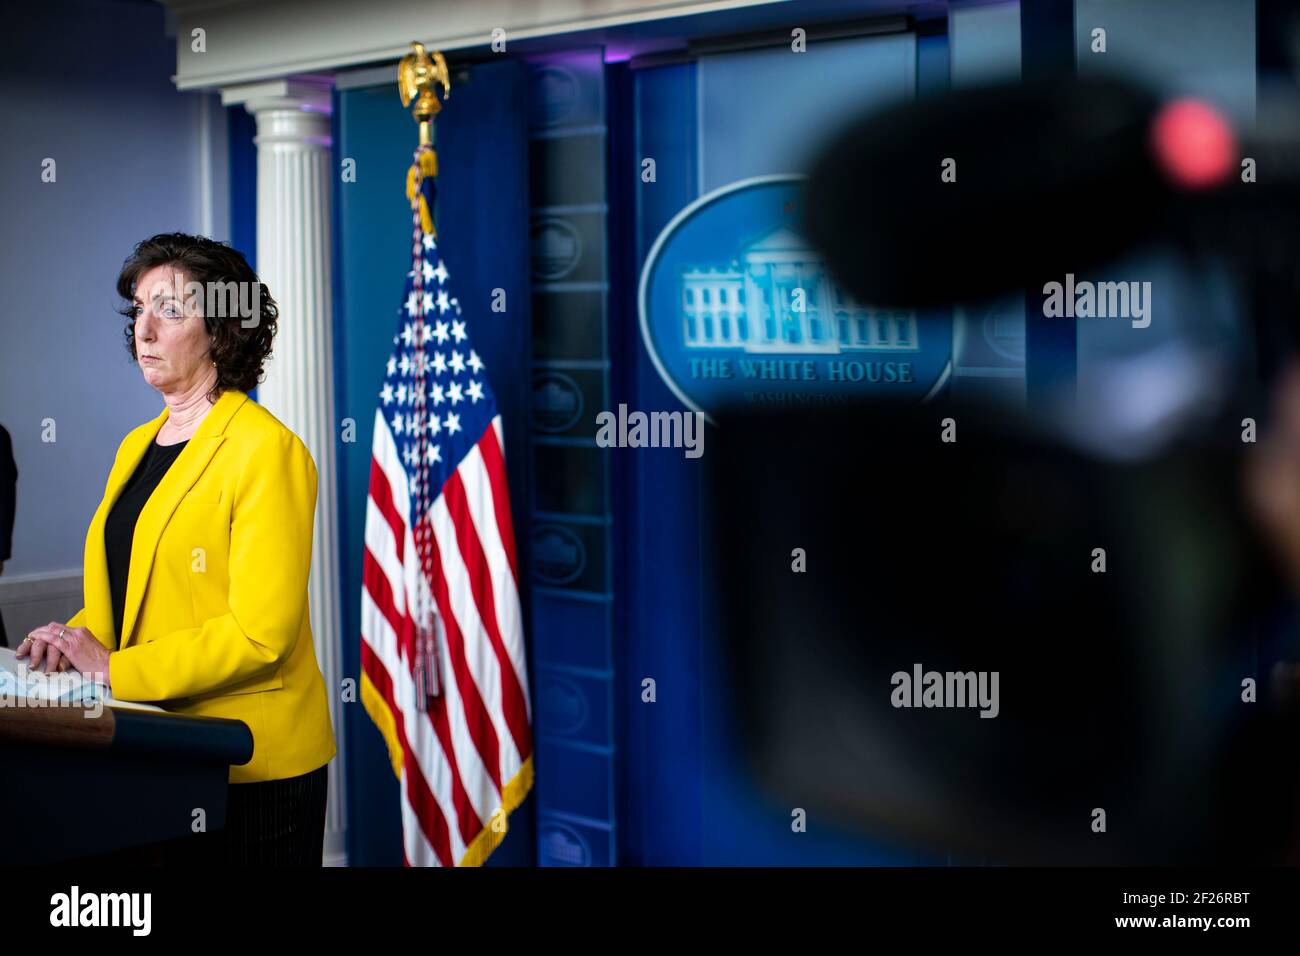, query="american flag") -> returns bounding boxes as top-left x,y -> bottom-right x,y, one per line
360,151 -> 533,867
